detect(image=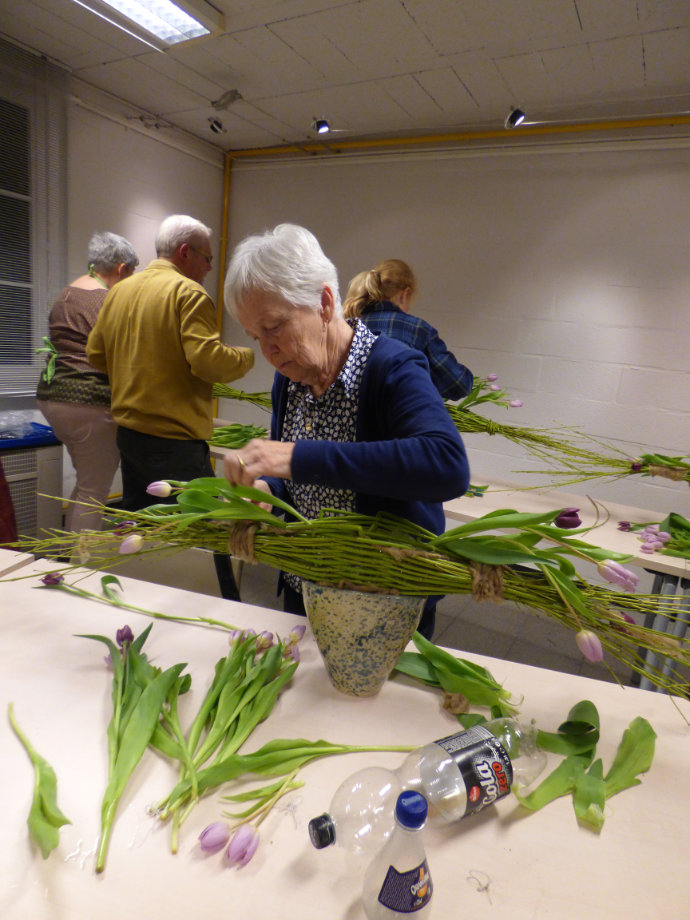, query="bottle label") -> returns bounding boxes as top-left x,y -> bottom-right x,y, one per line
377,860 -> 433,913
435,725 -> 513,817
